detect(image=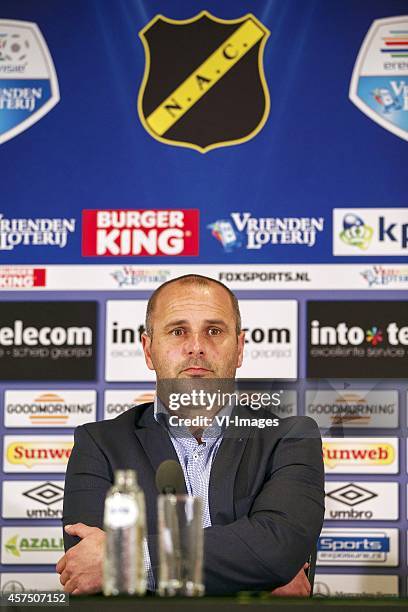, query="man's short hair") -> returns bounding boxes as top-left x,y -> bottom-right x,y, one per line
145,274 -> 241,337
